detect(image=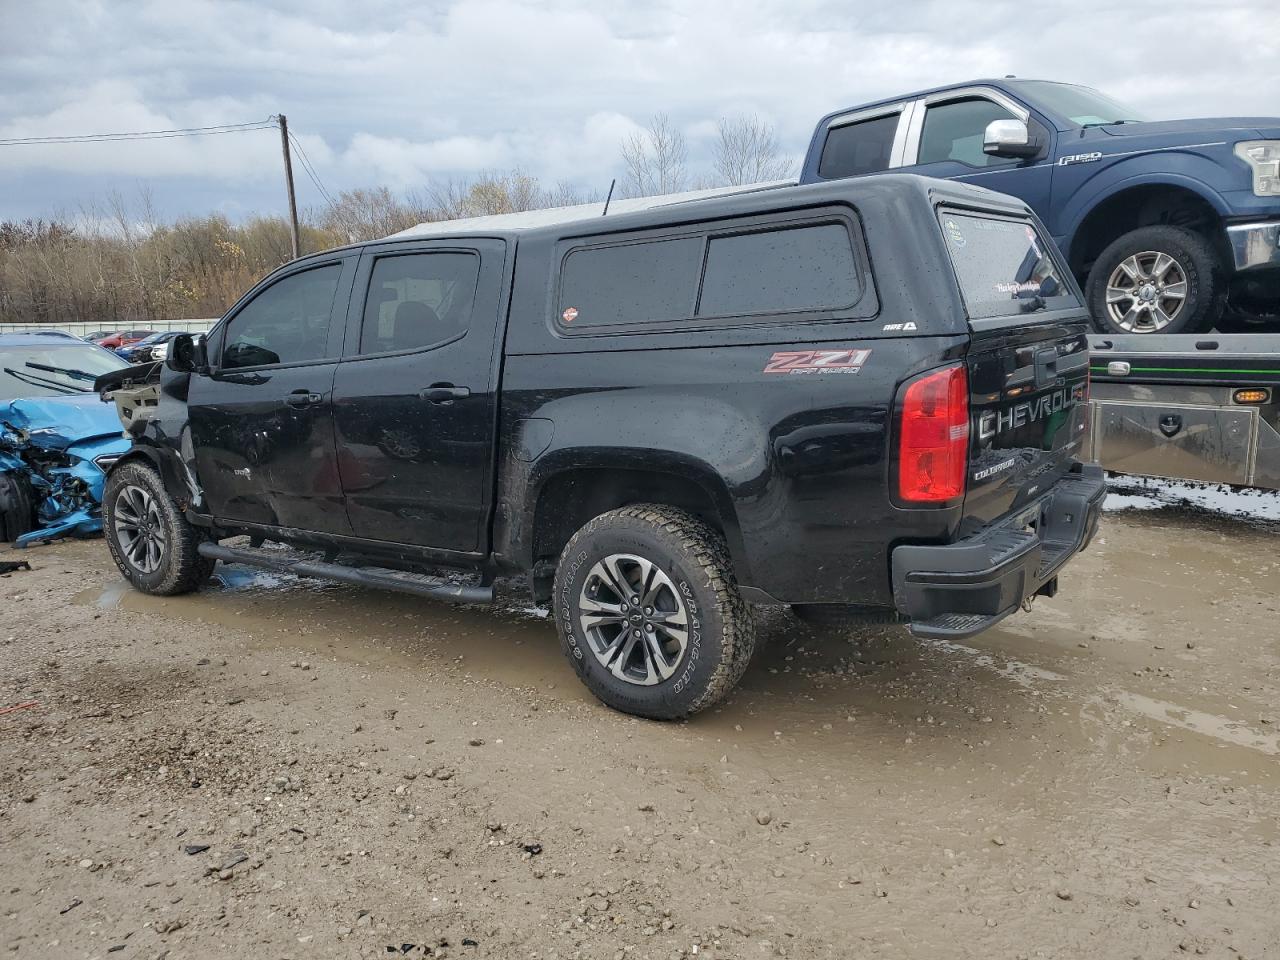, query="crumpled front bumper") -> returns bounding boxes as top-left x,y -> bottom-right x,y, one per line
890,464 -> 1107,640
